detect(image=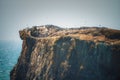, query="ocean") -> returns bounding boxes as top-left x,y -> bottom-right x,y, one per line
0,41 -> 22,80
